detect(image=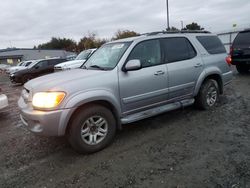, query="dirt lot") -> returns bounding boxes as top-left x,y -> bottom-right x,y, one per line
0,70 -> 250,188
